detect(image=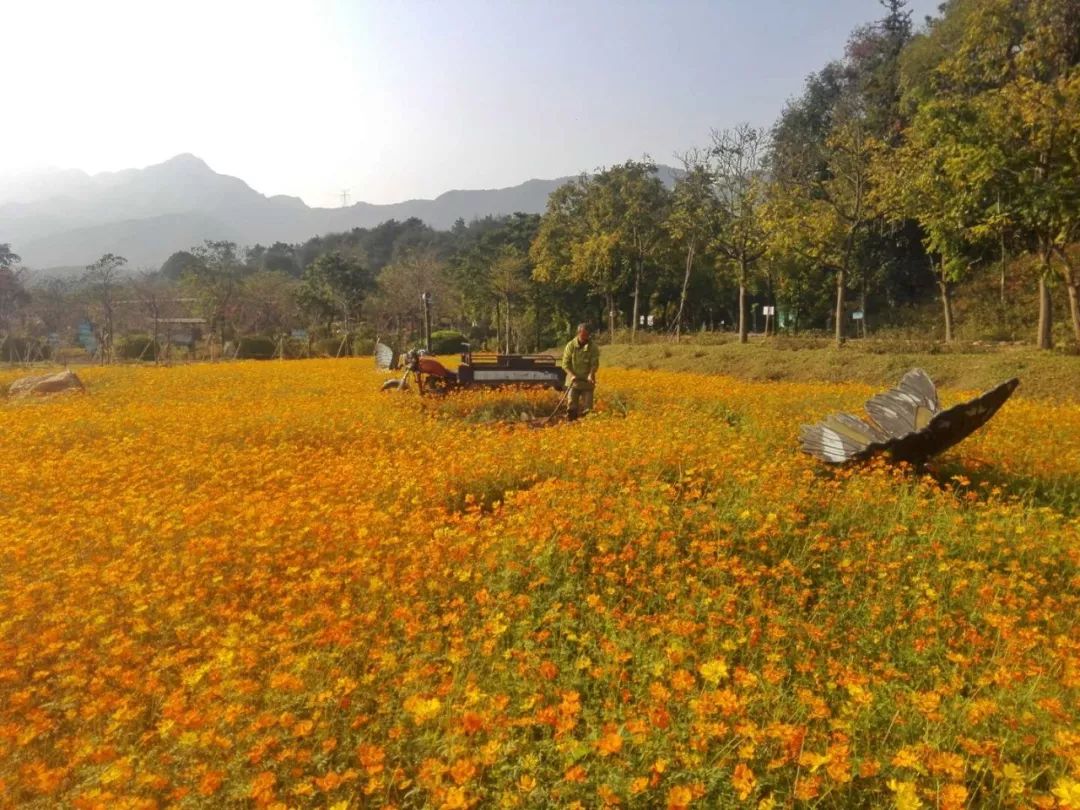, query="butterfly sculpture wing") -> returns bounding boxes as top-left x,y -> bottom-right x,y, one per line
800,368 -> 1019,465
798,412 -> 891,464
374,342 -> 395,370
865,368 -> 940,436
882,376 -> 1019,464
